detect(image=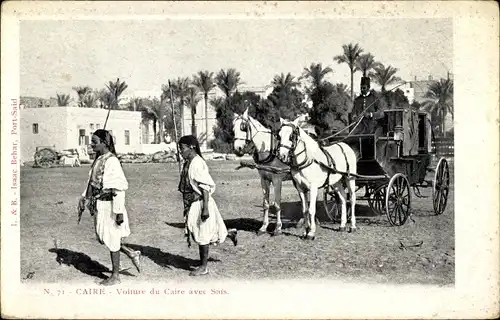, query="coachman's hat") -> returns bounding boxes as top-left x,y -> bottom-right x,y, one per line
361,76 -> 370,87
